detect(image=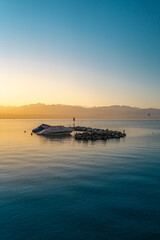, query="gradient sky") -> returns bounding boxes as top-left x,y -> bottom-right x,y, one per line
1,0 -> 160,108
